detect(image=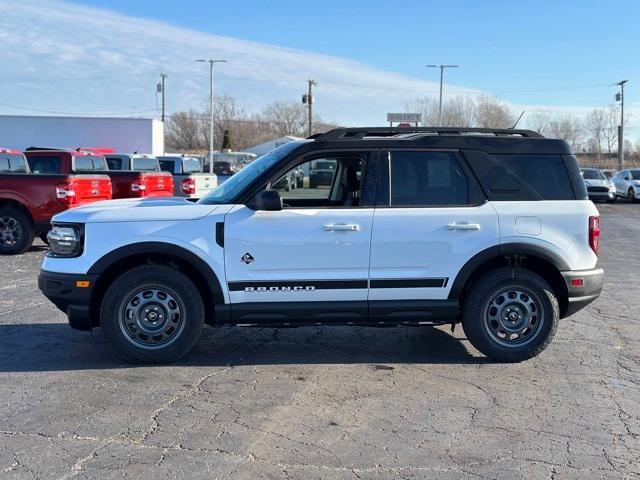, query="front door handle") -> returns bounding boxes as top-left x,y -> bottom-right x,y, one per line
446,222 -> 481,231
323,223 -> 360,232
